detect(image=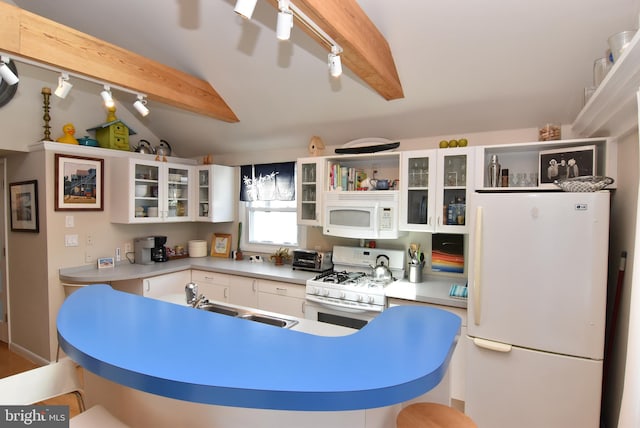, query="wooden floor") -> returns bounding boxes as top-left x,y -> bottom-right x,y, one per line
0,342 -> 81,417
